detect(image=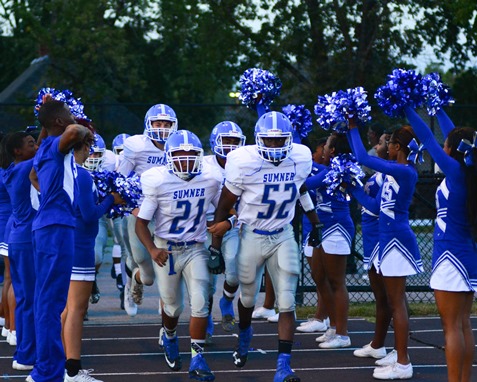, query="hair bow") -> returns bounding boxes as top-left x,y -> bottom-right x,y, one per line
457,132 -> 477,167
407,138 -> 426,164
